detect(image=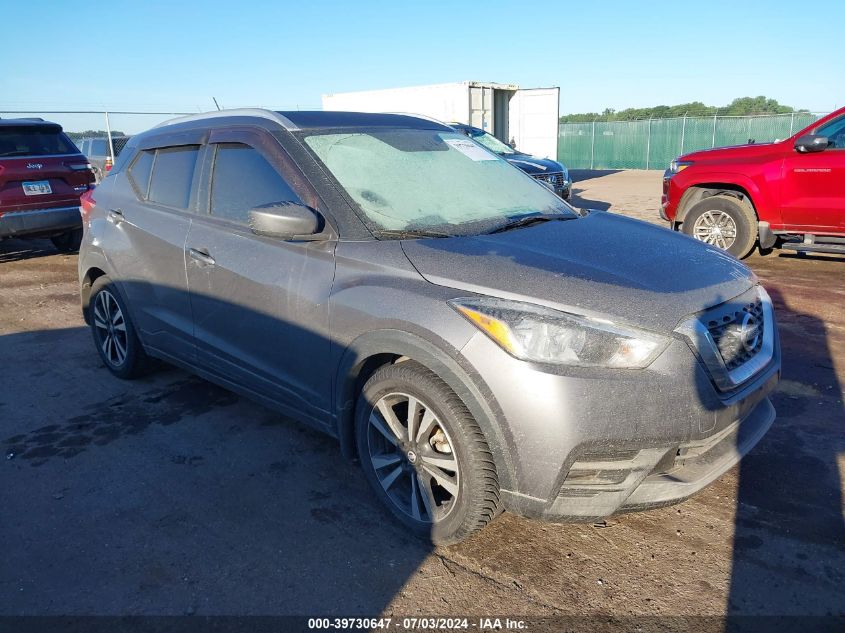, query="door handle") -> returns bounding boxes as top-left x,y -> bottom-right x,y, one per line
107,208 -> 124,224
188,247 -> 216,267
